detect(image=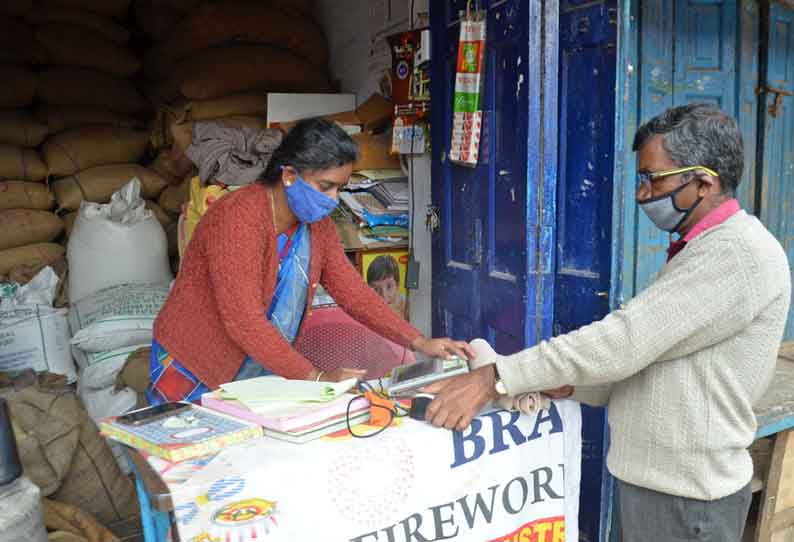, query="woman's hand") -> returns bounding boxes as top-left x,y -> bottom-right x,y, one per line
411,336 -> 475,360
308,367 -> 366,382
